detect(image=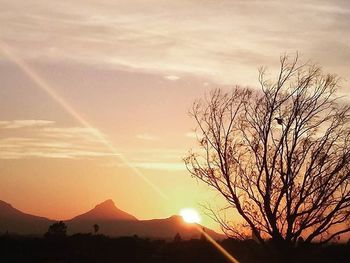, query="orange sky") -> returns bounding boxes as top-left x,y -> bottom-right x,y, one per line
0,0 -> 350,232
